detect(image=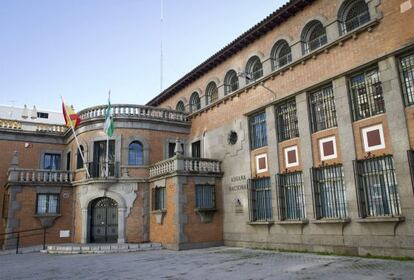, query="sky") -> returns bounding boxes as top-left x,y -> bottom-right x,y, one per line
0,0 -> 285,112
